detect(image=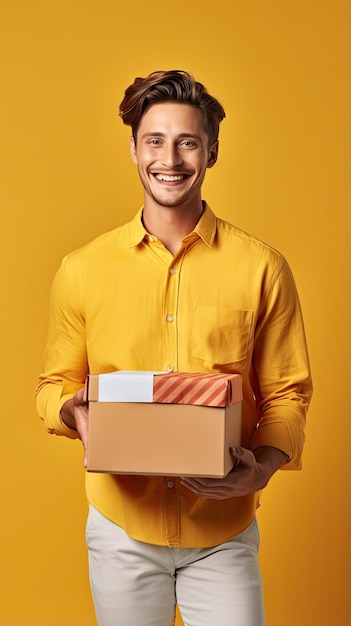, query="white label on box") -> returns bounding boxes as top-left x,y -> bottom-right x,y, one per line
97,371 -> 168,402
